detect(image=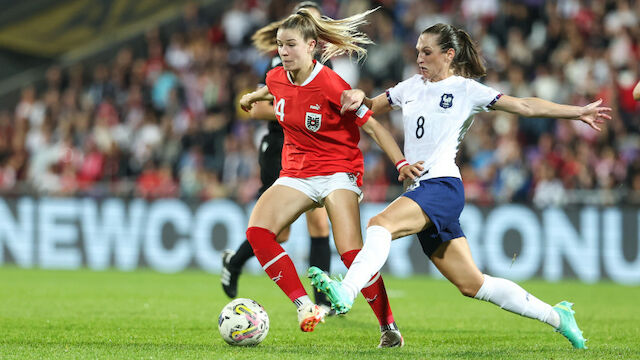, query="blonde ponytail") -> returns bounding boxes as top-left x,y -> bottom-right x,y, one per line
251,8 -> 377,63
251,19 -> 284,54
